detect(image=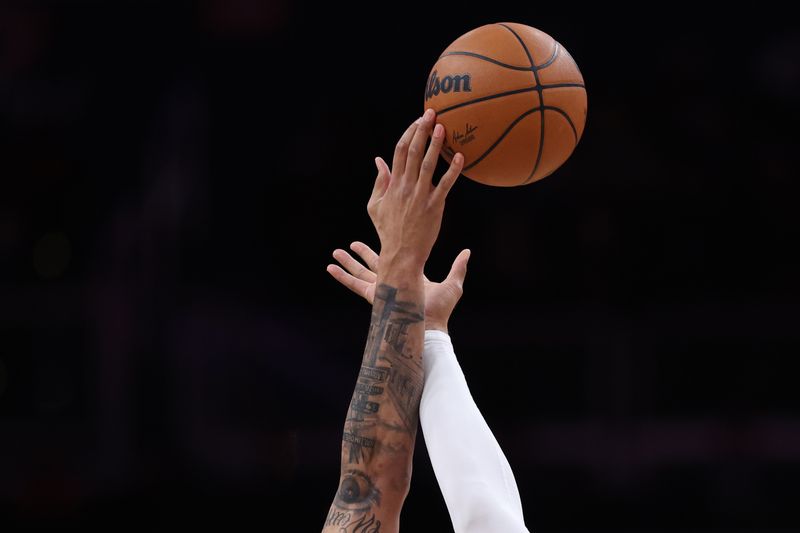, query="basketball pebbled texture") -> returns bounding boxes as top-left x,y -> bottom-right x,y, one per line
424,23 -> 587,187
